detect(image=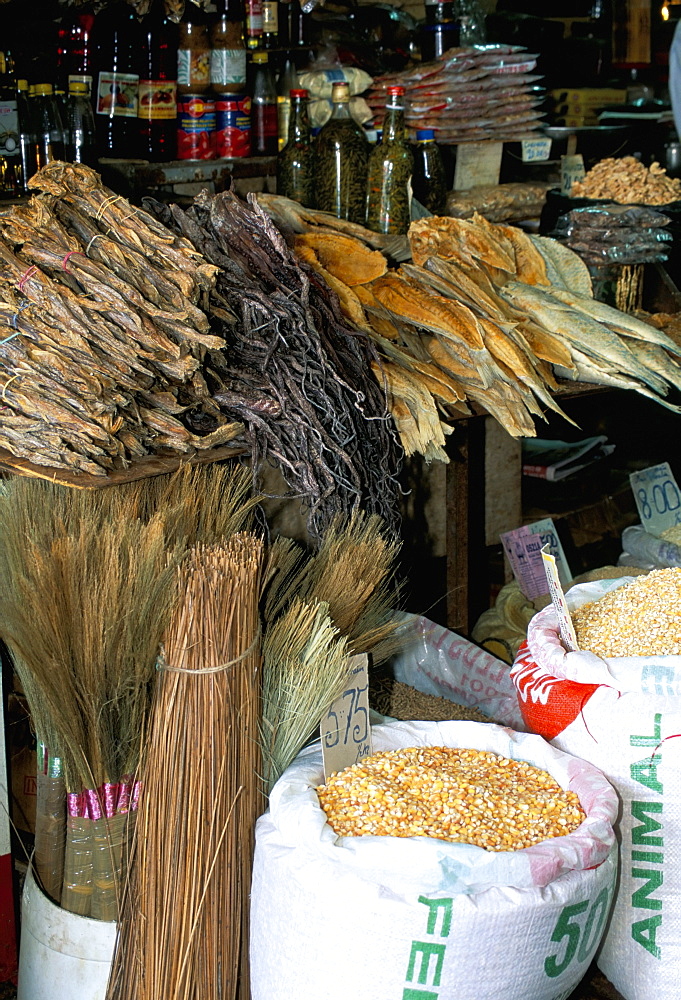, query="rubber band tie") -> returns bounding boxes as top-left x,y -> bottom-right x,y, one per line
62,251 -> 82,272
17,266 -> 37,291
